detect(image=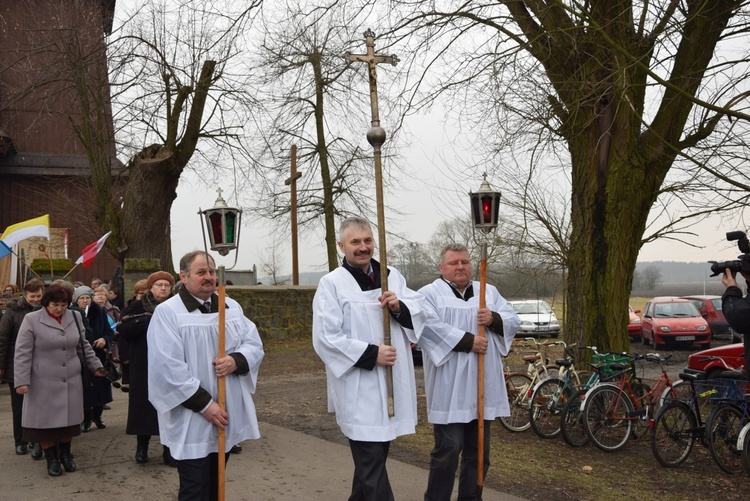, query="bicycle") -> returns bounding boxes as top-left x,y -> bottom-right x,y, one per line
528,343 -> 596,439
499,338 -> 560,432
704,371 -> 749,474
582,353 -> 682,452
559,351 -> 632,447
650,356 -> 739,468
